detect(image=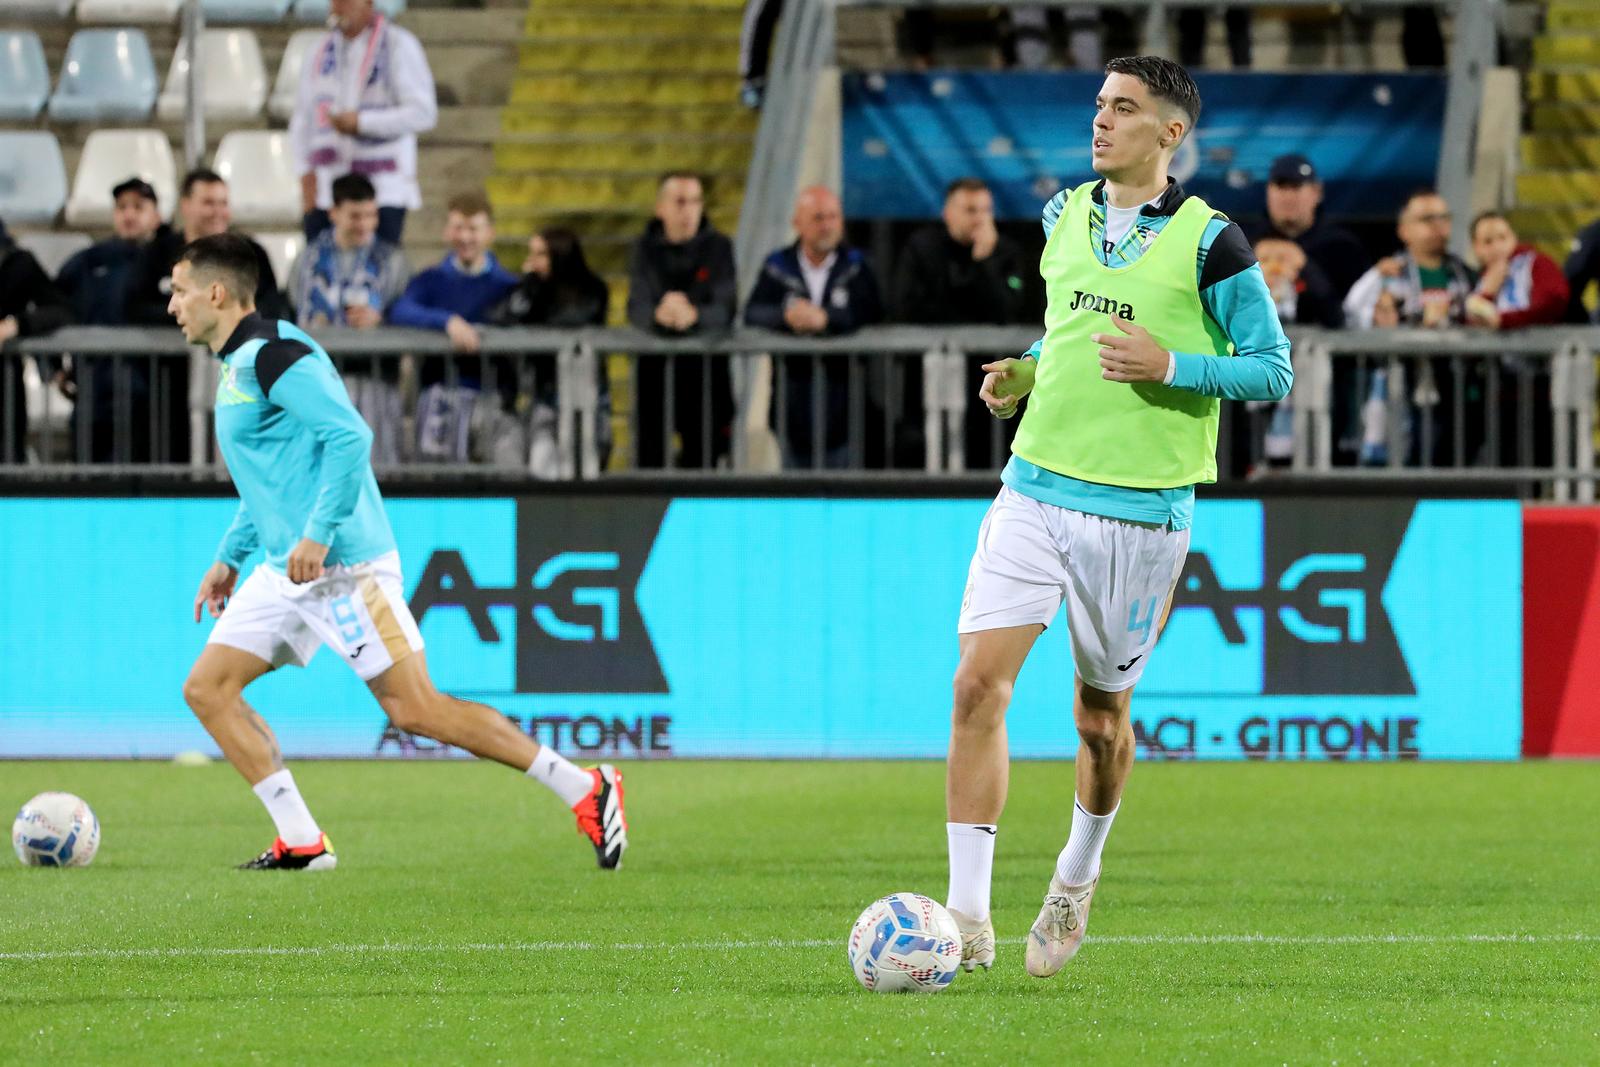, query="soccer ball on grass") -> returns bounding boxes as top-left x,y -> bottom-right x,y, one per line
847,892 -> 961,992
12,792 -> 100,868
